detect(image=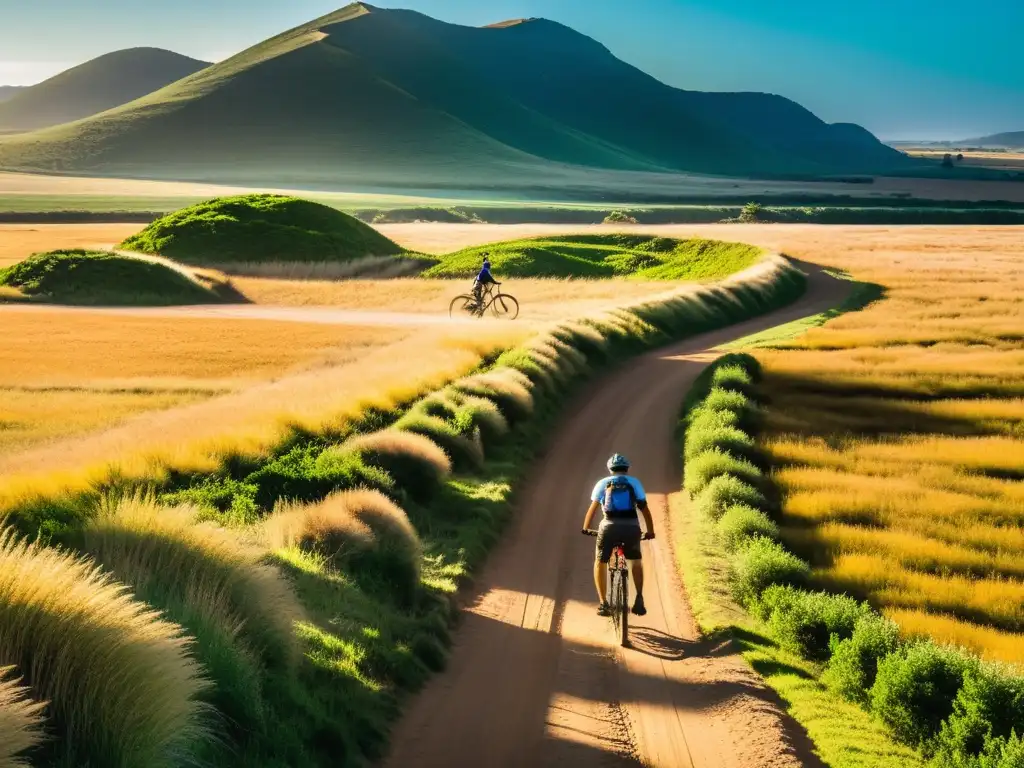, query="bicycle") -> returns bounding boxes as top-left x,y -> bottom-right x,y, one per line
584,529 -> 631,647
449,282 -> 519,320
